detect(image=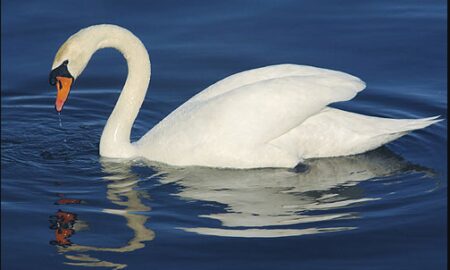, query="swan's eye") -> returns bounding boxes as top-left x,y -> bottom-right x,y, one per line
63,60 -> 69,65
